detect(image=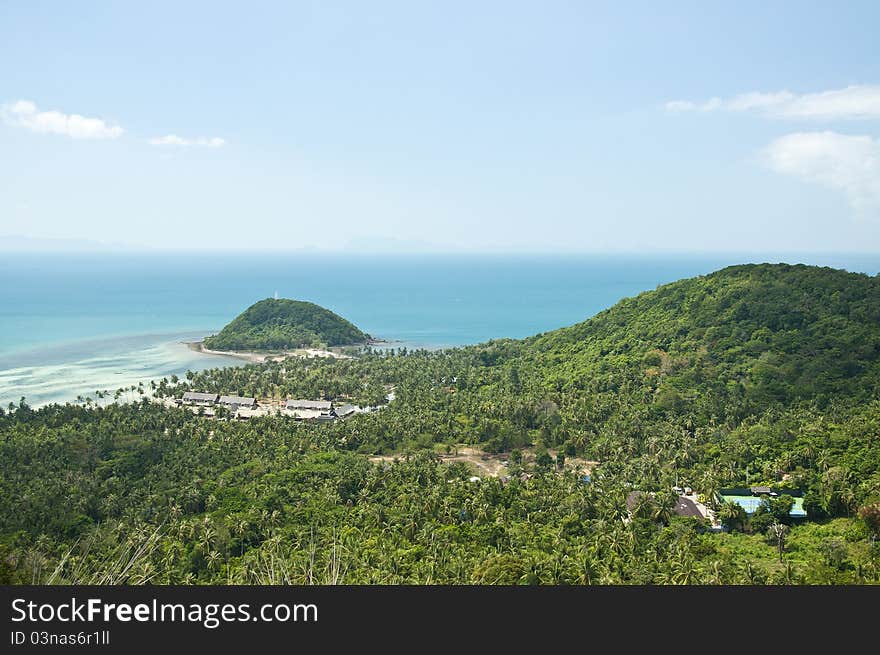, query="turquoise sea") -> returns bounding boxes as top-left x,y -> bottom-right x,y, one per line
2,252 -> 879,407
